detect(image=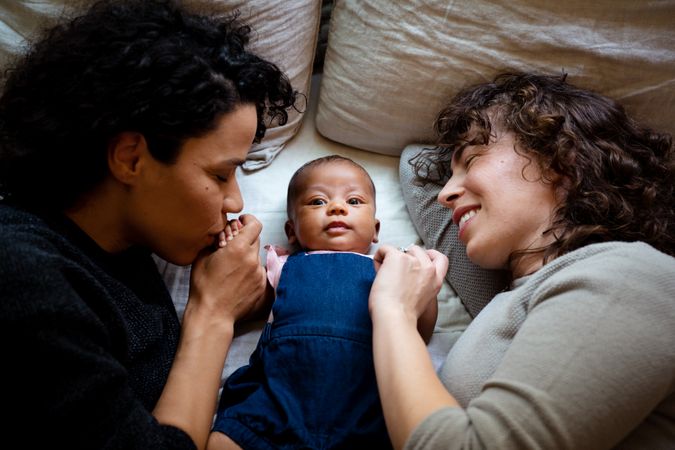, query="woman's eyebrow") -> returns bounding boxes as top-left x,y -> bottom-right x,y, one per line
215,157 -> 246,168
